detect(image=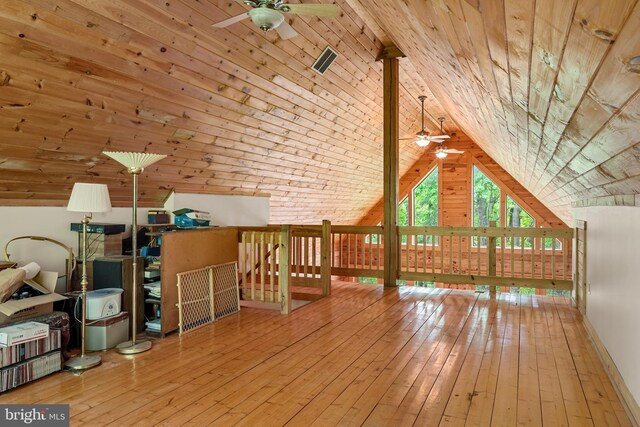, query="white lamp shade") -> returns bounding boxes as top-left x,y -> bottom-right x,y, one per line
103,151 -> 166,169
435,151 -> 448,159
67,183 -> 112,213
